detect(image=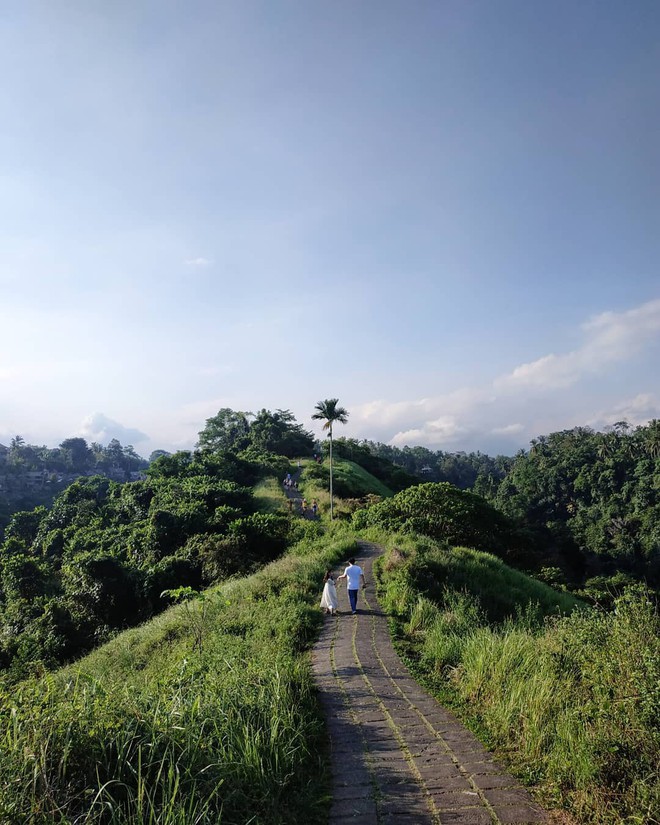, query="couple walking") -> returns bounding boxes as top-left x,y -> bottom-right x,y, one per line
320,558 -> 367,616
